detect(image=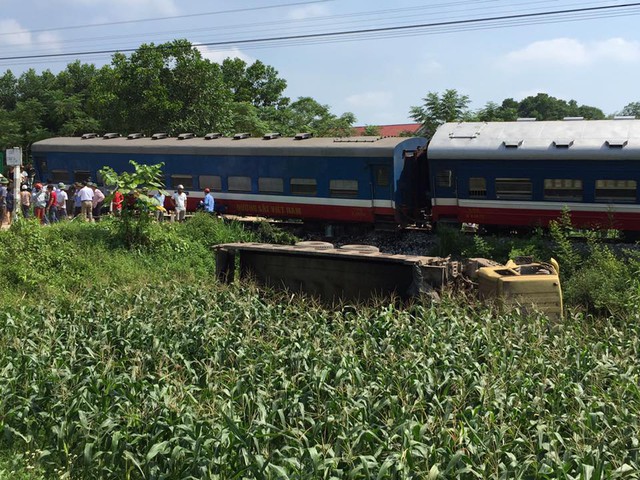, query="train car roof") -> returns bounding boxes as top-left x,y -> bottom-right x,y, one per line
428,119 -> 640,160
32,135 -> 427,158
